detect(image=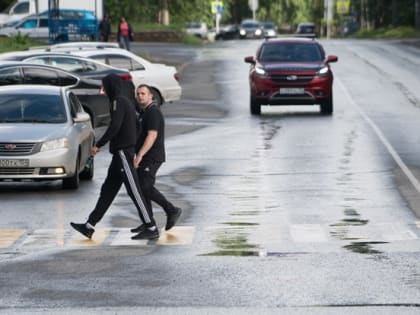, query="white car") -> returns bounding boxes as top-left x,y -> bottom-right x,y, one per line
0,14 -> 48,38
69,48 -> 182,106
185,22 -> 208,39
